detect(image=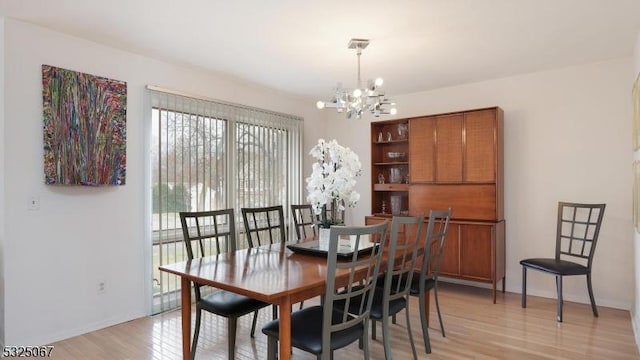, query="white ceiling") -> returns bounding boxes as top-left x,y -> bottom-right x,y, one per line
2,0 -> 640,99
